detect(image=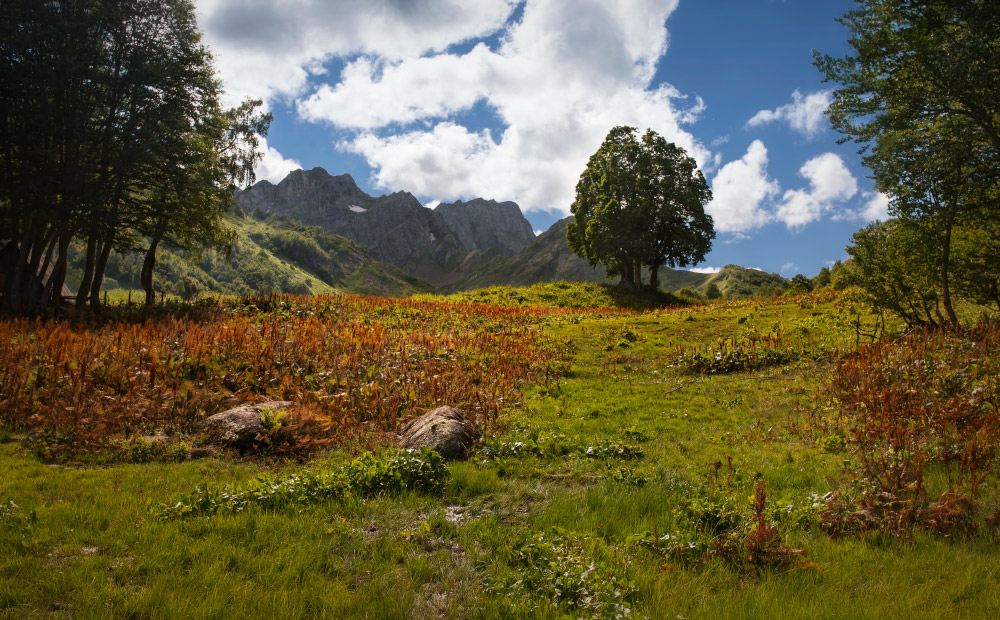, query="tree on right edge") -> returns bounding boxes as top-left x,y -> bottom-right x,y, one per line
815,0 -> 1000,324
567,126 -> 715,291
